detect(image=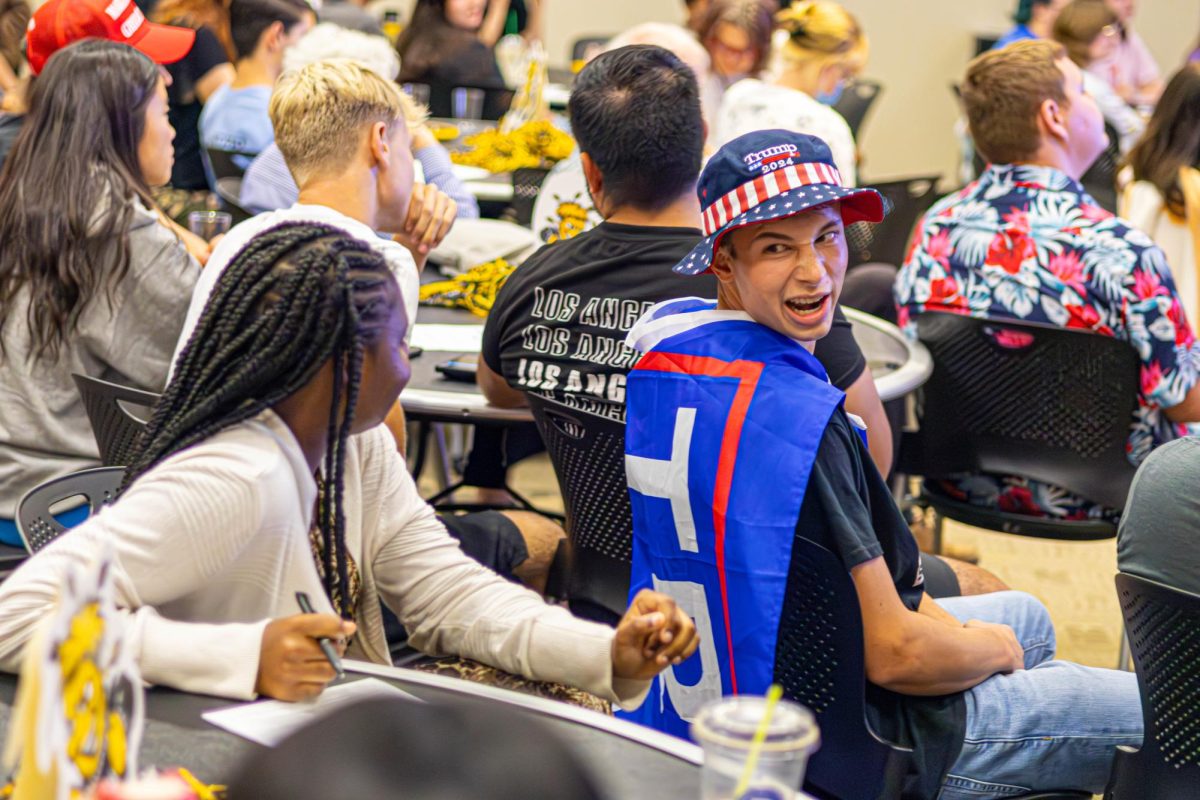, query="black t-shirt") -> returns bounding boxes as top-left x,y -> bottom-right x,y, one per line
482,221 -> 867,421
0,112 -> 23,170
164,24 -> 229,190
777,409 -> 966,799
